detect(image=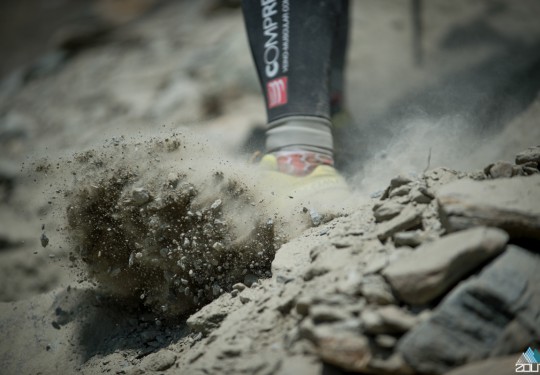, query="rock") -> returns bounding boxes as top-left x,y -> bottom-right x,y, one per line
309,208 -> 322,226
362,306 -> 418,334
437,175 -> 540,240
389,184 -> 411,198
367,353 -> 414,375
140,350 -> 177,371
132,187 -> 151,205
275,355 -> 323,375
423,168 -> 462,191
232,283 -> 246,291
304,246 -> 354,281
362,255 -> 388,275
360,275 -> 396,305
310,305 -> 350,323
393,230 -> 424,247
409,186 -> 433,204
187,295 -> 238,335
390,175 -> 413,189
398,245 -> 540,374
485,161 -> 514,178
311,323 -> 372,372
210,199 -> 222,210
376,205 -> 423,241
373,201 -> 403,222
375,334 -> 397,349
40,233 -> 49,248
443,355 -> 519,375
515,145 -> 540,165
383,227 -> 508,305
